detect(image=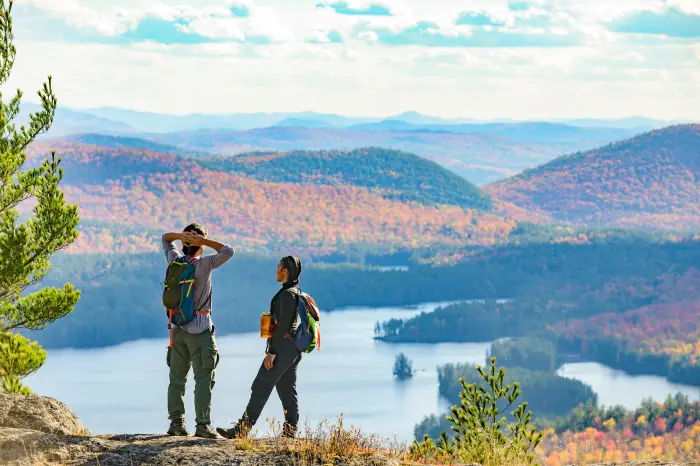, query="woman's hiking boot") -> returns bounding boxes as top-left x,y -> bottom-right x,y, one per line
216,415 -> 252,439
195,424 -> 223,439
281,422 -> 297,438
167,420 -> 190,437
